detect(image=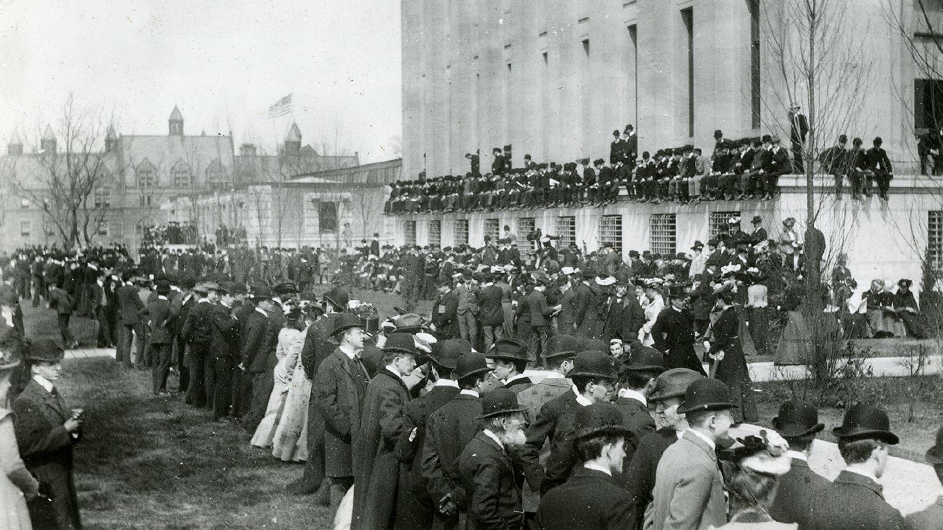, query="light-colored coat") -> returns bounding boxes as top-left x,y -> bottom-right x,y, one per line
651,430 -> 726,530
